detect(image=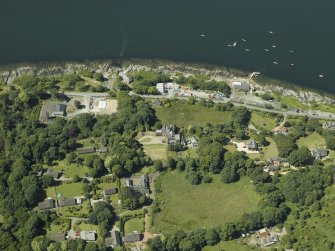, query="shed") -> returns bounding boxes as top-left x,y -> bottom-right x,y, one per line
50,232 -> 66,242
232,81 -> 250,91
122,233 -> 142,243
103,188 -> 118,196
58,197 -> 77,207
45,169 -> 60,179
38,198 -> 55,210
51,104 -> 66,117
